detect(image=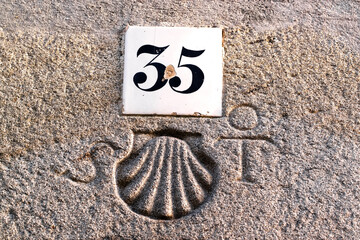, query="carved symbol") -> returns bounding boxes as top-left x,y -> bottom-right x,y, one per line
53,151 -> 97,184
228,105 -> 258,130
219,105 -> 281,187
52,131 -> 134,185
133,45 -> 205,94
241,140 -> 280,186
116,136 -> 216,220
51,104 -> 281,220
